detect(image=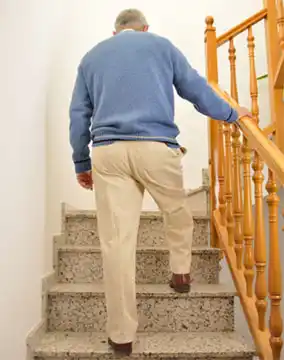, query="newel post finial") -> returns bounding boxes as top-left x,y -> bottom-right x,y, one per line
205,16 -> 216,44
205,16 -> 215,29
